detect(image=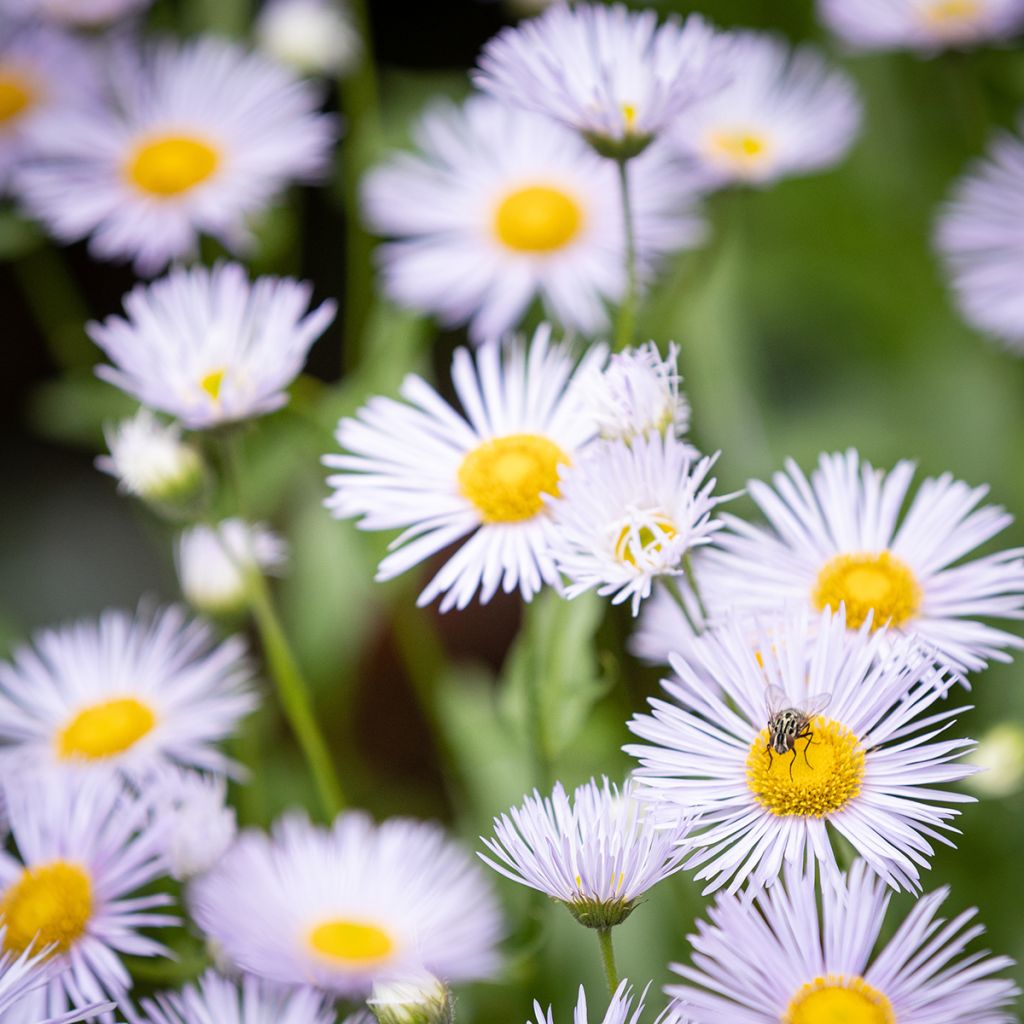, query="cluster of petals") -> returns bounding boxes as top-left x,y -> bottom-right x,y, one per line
533,981 -> 686,1024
